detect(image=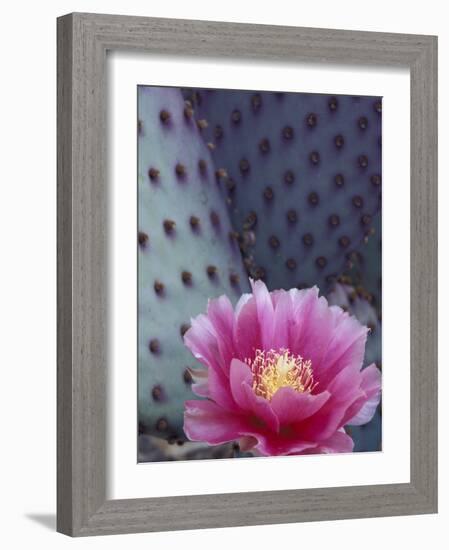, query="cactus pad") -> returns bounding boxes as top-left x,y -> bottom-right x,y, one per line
184,88 -> 382,292
138,86 -> 249,444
